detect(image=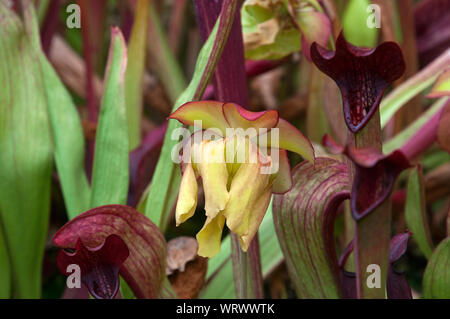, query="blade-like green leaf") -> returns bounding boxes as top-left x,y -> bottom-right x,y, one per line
40,57 -> 91,219
428,68 -> 450,98
144,0 -> 238,230
383,97 -> 448,155
273,158 -> 350,298
90,28 -> 129,207
0,2 -> 52,298
380,49 -> 450,128
307,66 -> 331,143
199,200 -> 283,298
125,0 -> 150,150
405,166 -> 434,259
423,237 -> 450,298
0,224 -> 10,298
148,3 -> 186,103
